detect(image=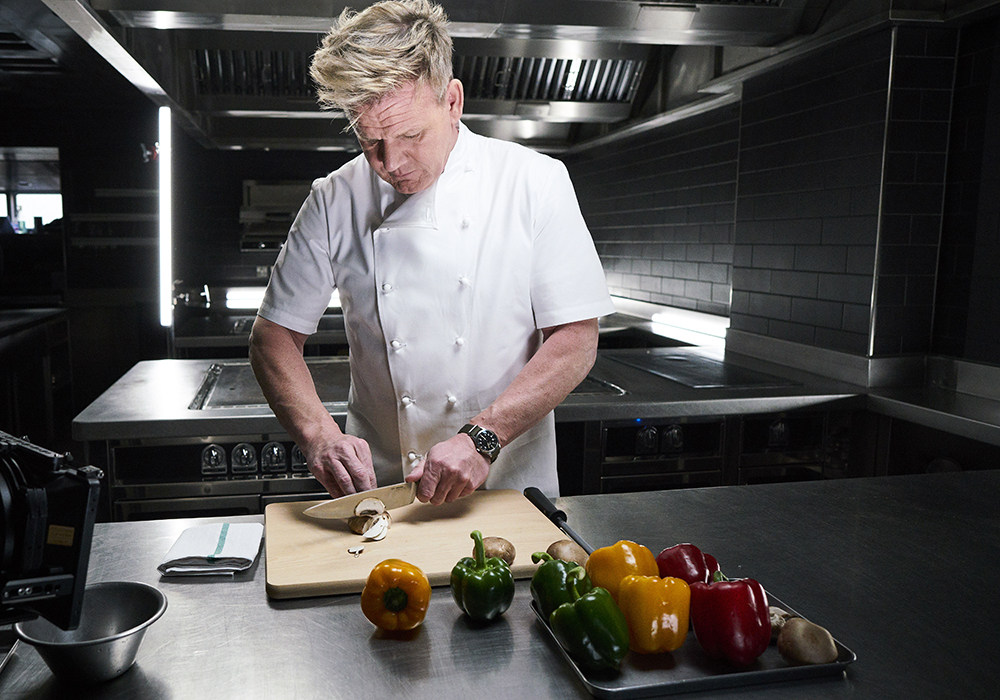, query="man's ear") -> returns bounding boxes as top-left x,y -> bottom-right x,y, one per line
446,78 -> 464,123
